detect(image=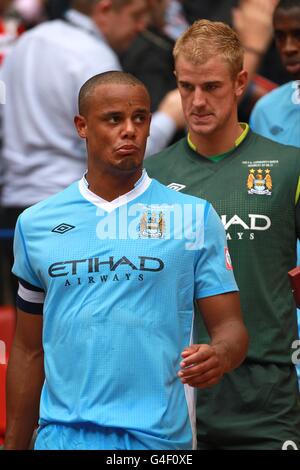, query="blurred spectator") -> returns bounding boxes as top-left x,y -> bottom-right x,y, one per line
0,0 -> 24,305
12,0 -> 45,27
0,0 -> 12,16
232,0 -> 280,118
183,0 -> 236,26
163,0 -> 188,40
121,0 -> 177,112
250,0 -> 300,146
232,0 -> 279,81
0,0 -> 185,304
0,1 -> 24,64
44,0 -> 71,19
